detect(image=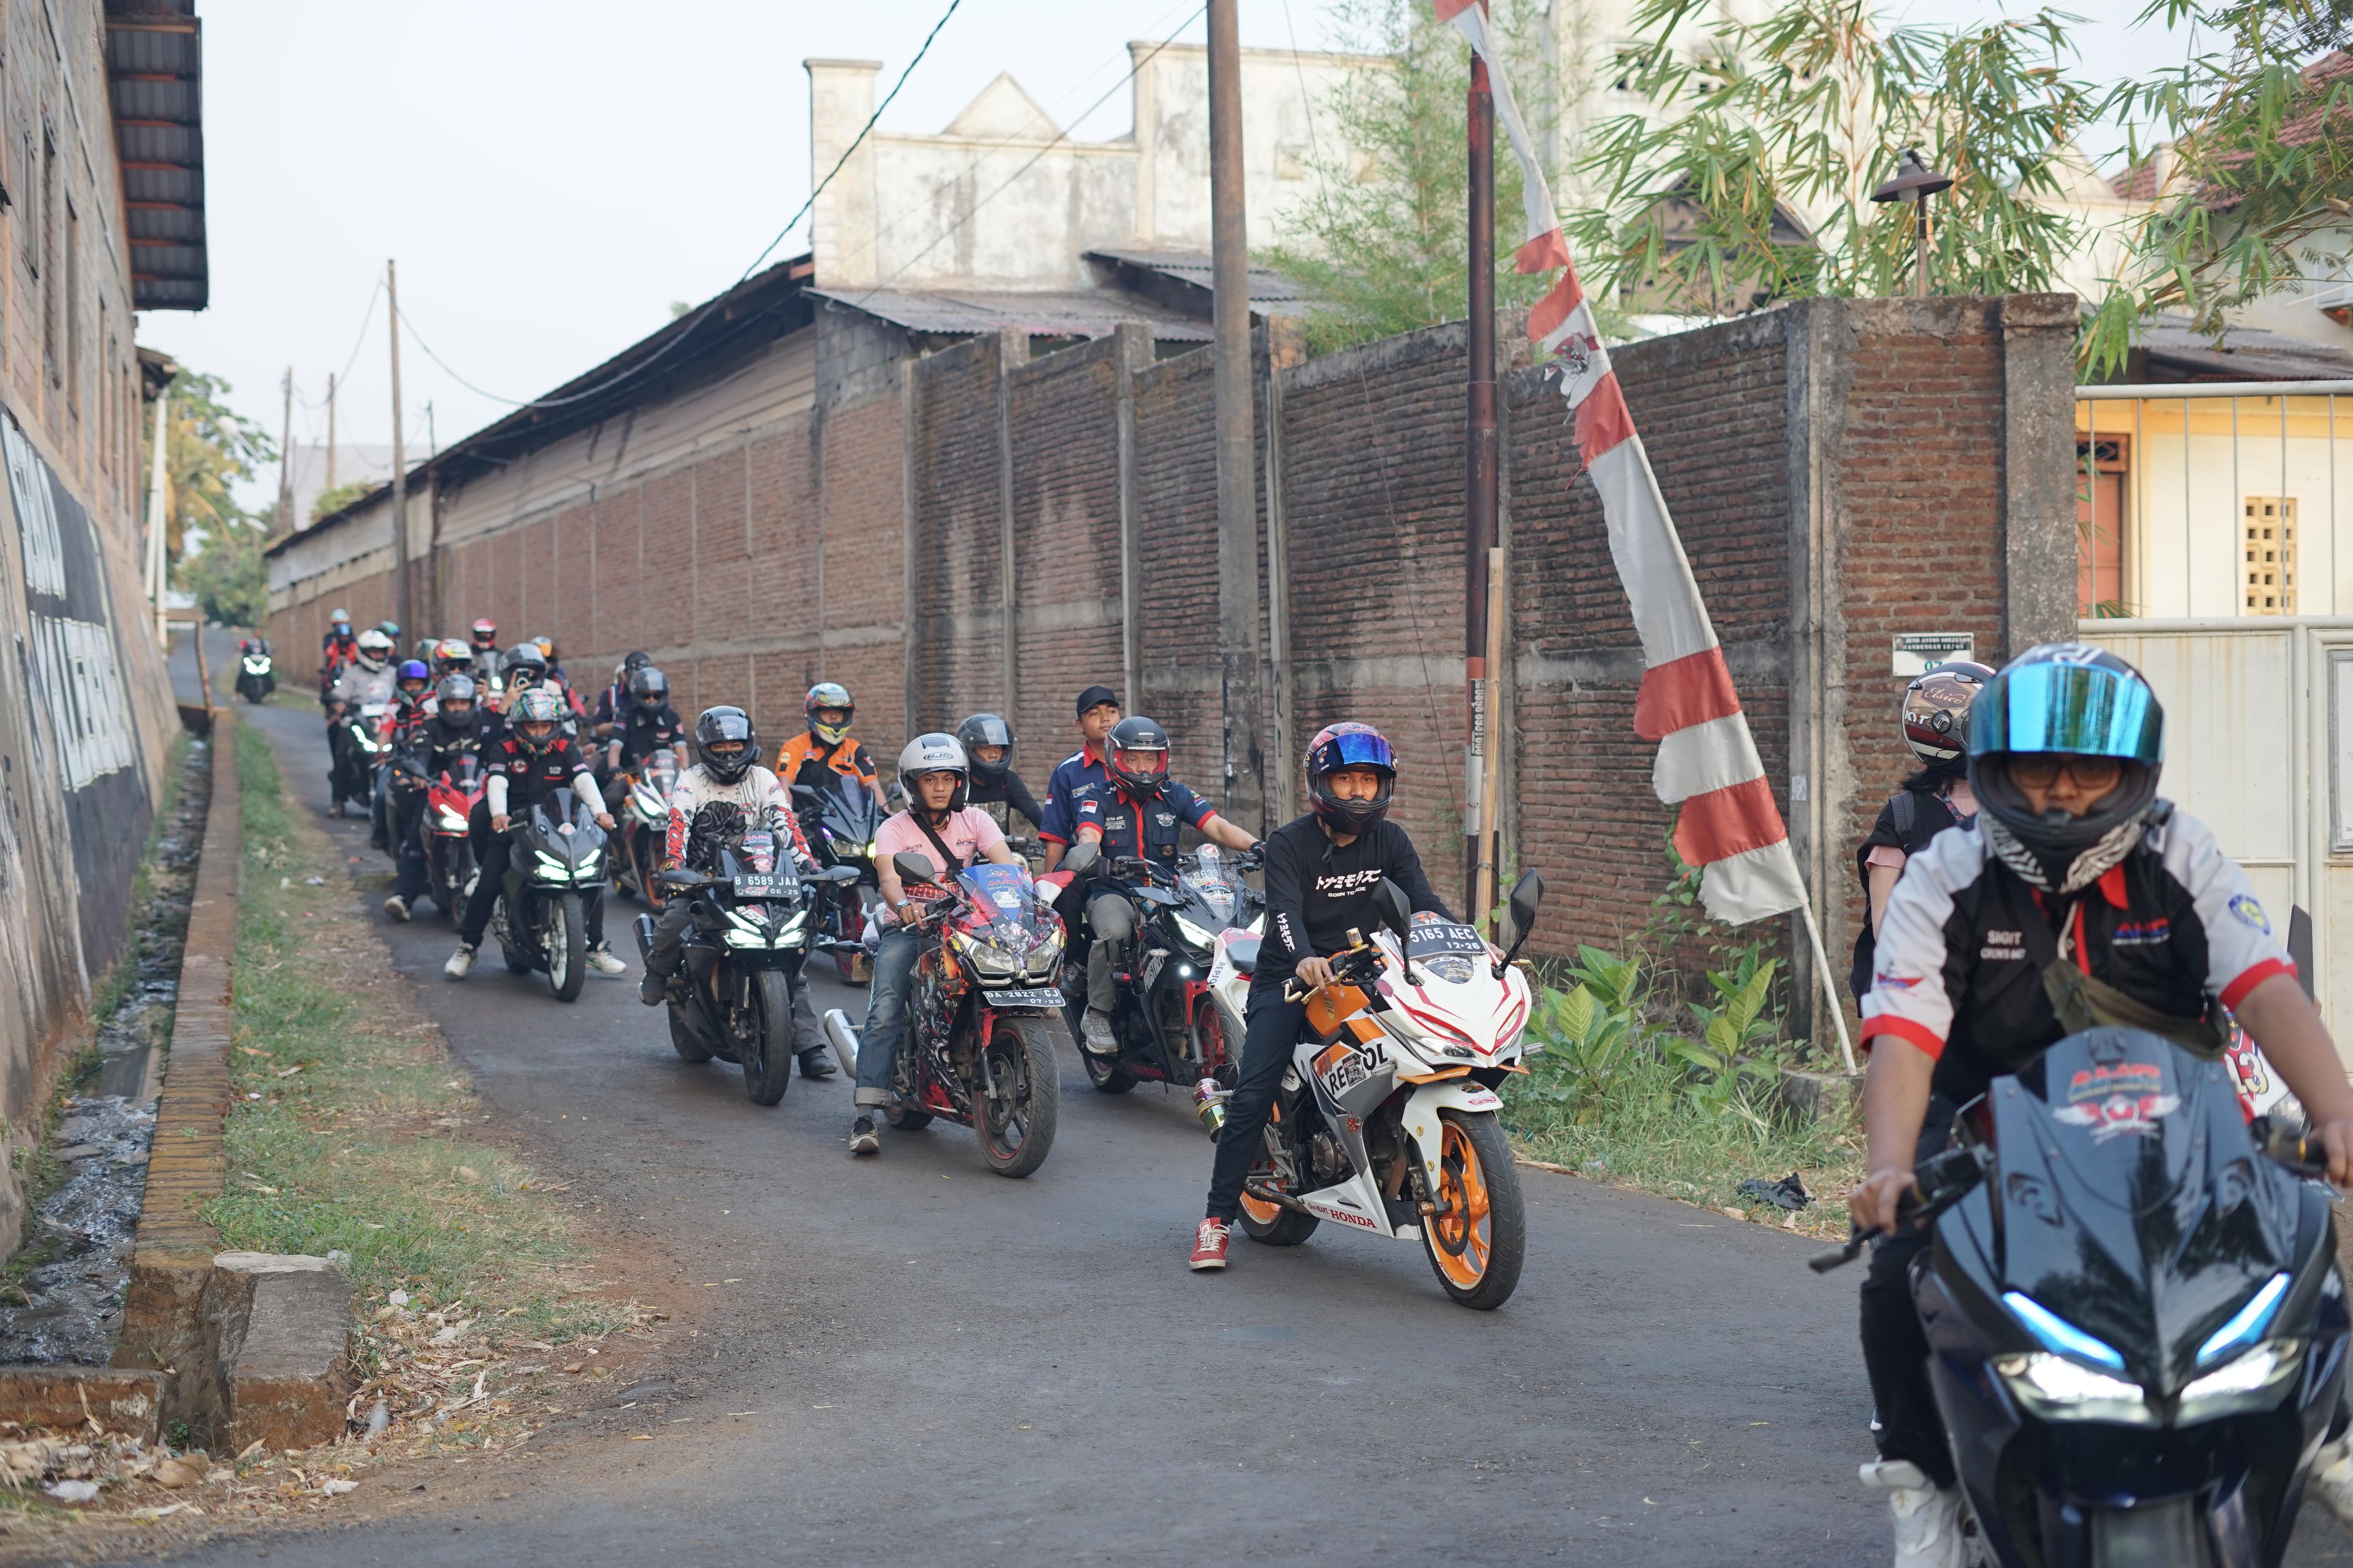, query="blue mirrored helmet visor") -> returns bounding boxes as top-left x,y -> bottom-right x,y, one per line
1971,662 -> 2162,764
1326,731 -> 1395,772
